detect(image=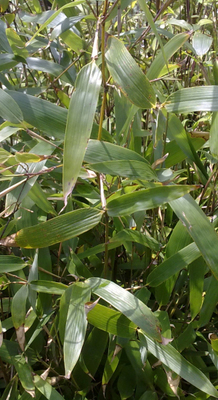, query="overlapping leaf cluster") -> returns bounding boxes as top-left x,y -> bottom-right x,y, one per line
0,0 -> 218,399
